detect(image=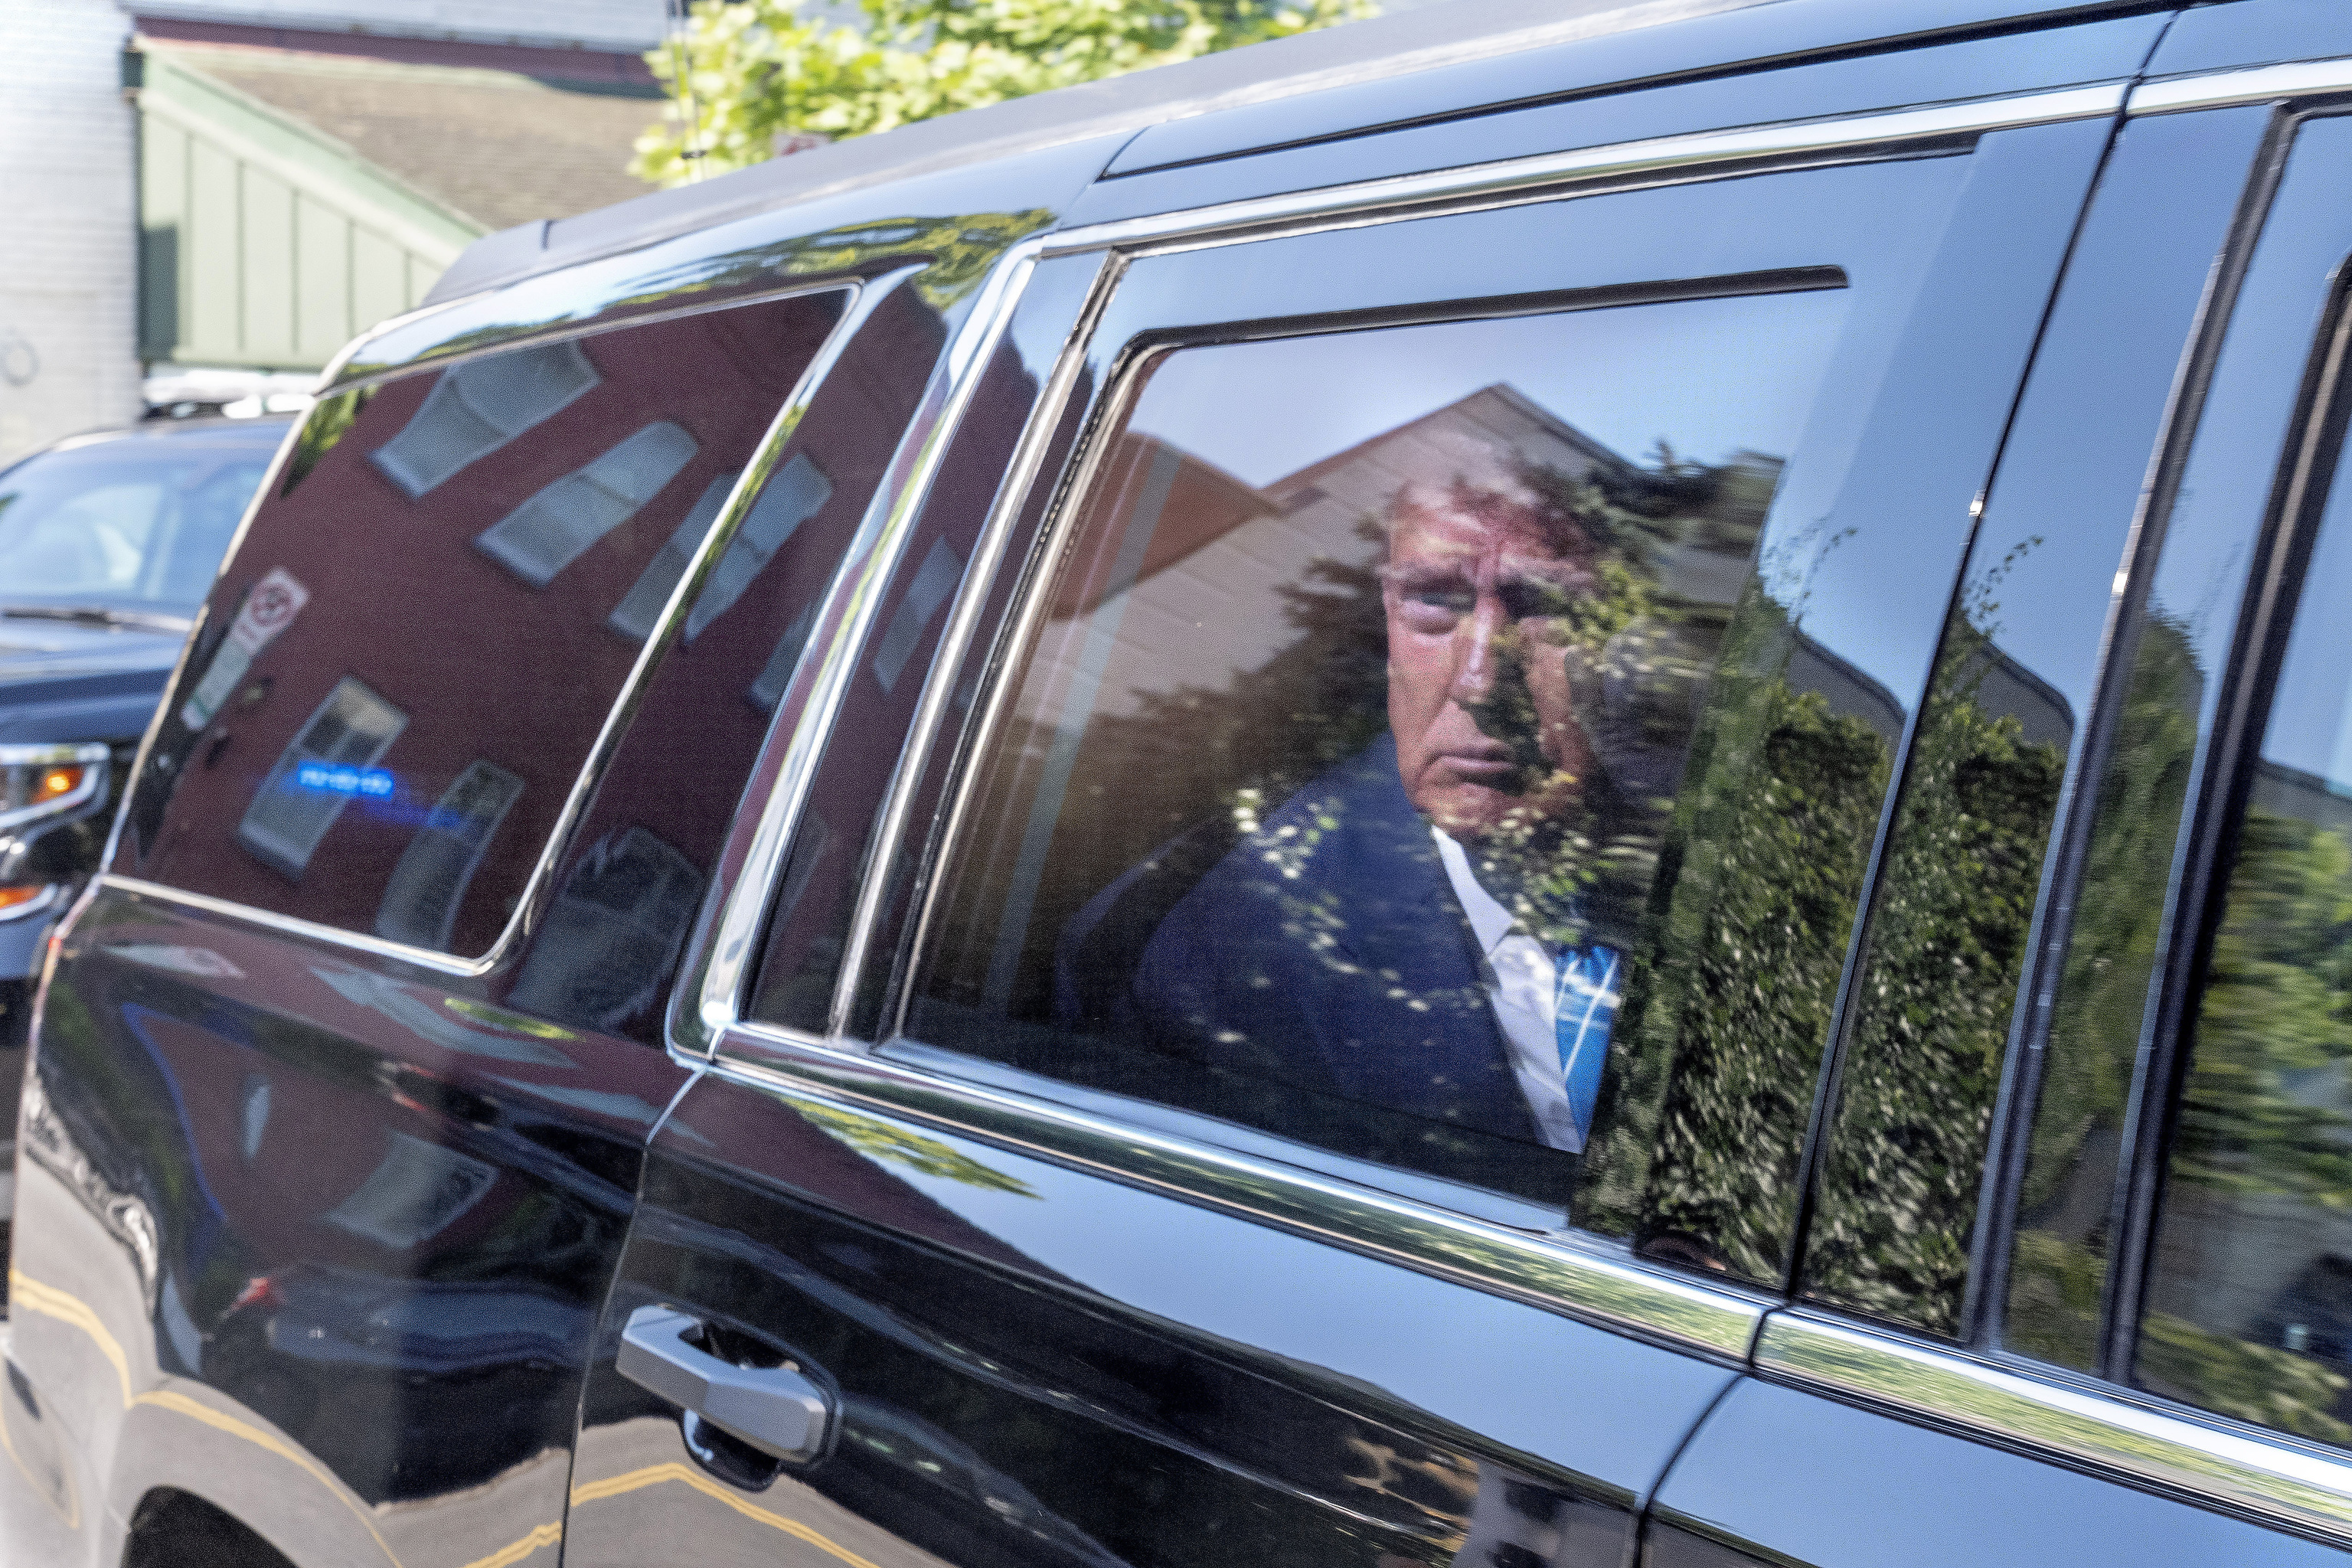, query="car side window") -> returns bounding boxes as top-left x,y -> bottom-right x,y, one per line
2135,403 -> 2352,1446
1991,114 -> 2352,1390
115,289 -> 846,956
906,292 -> 1850,1226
